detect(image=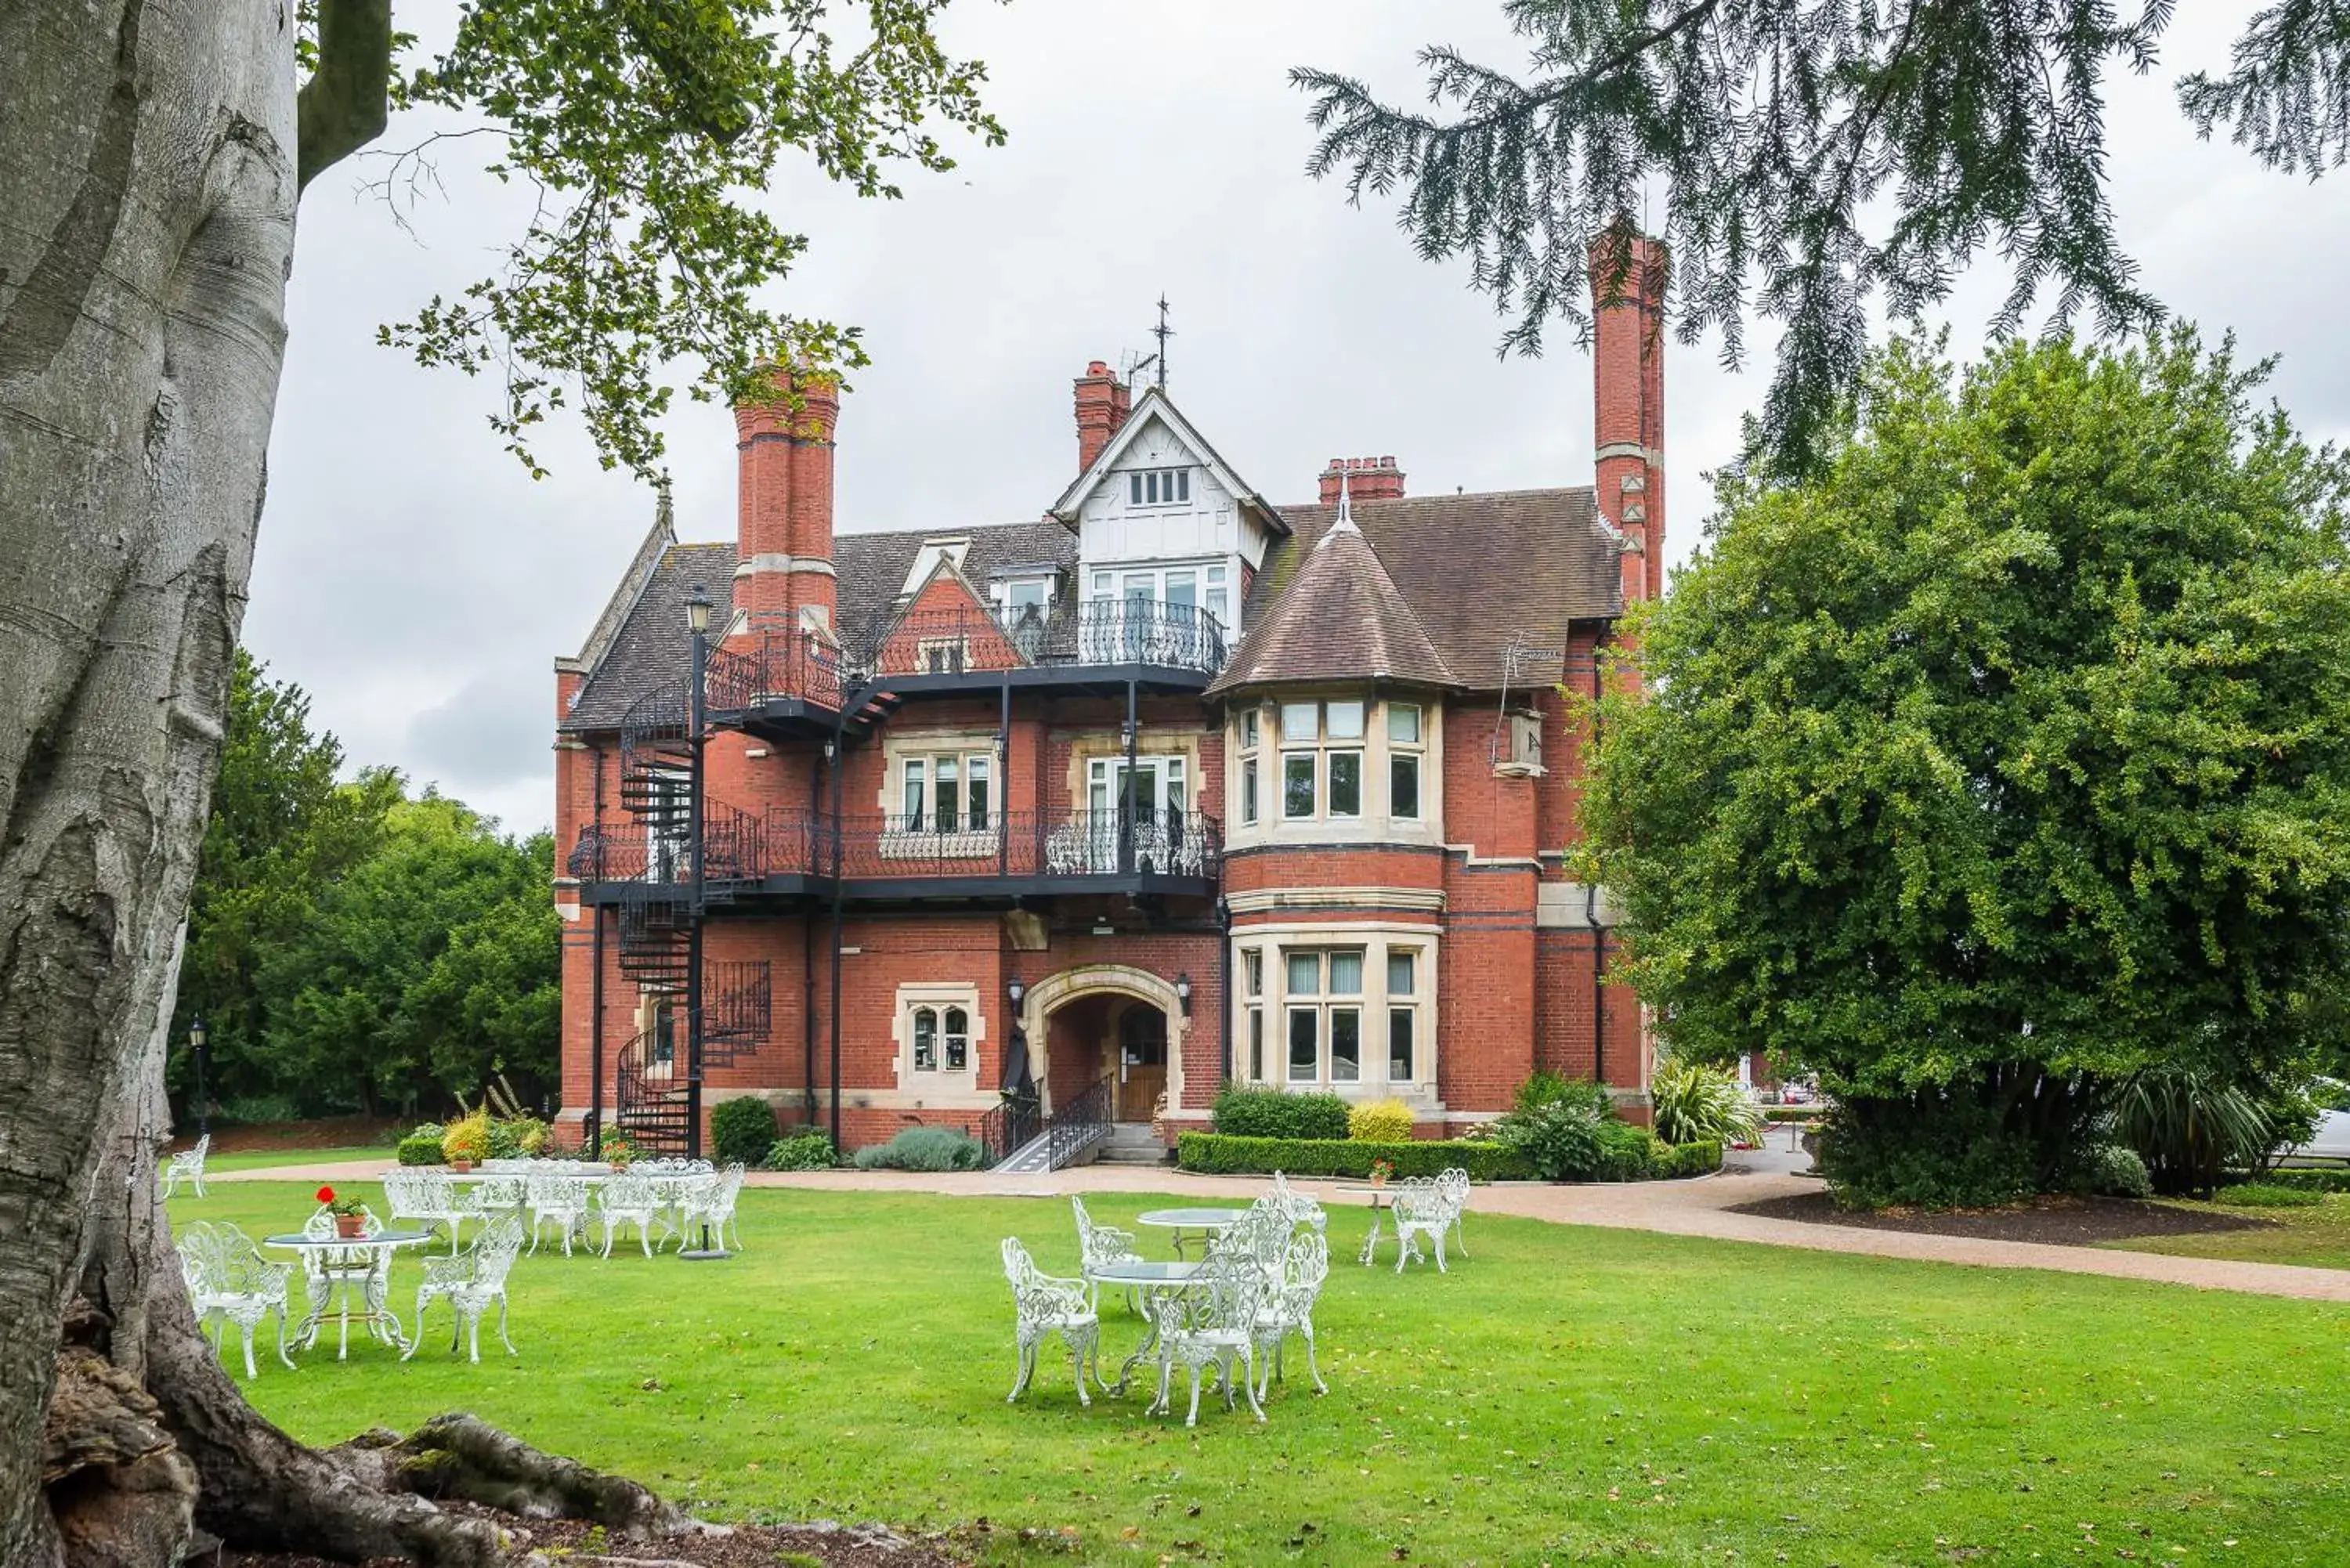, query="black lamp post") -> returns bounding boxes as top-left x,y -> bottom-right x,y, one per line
680,586 -> 728,1260
188,1015 -> 210,1138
